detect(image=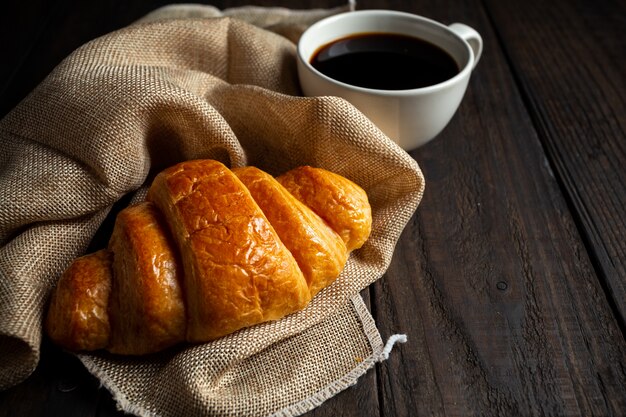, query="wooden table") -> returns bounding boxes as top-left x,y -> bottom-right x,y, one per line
1,0 -> 625,416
